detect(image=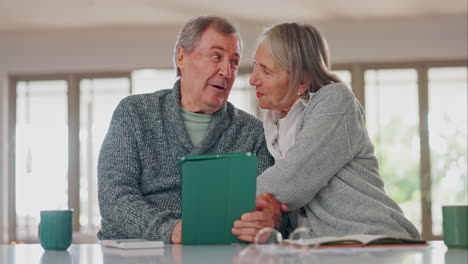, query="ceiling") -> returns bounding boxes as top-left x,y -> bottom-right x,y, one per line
0,0 -> 467,32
